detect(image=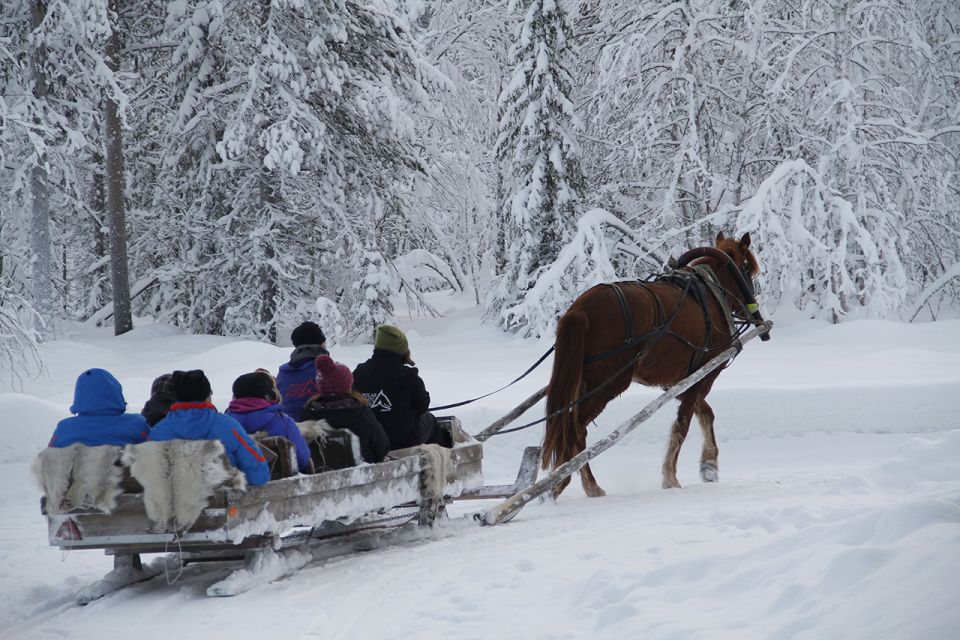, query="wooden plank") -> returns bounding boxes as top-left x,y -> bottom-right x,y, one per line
229,456 -> 421,504
228,474 -> 423,539
481,322 -> 773,526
